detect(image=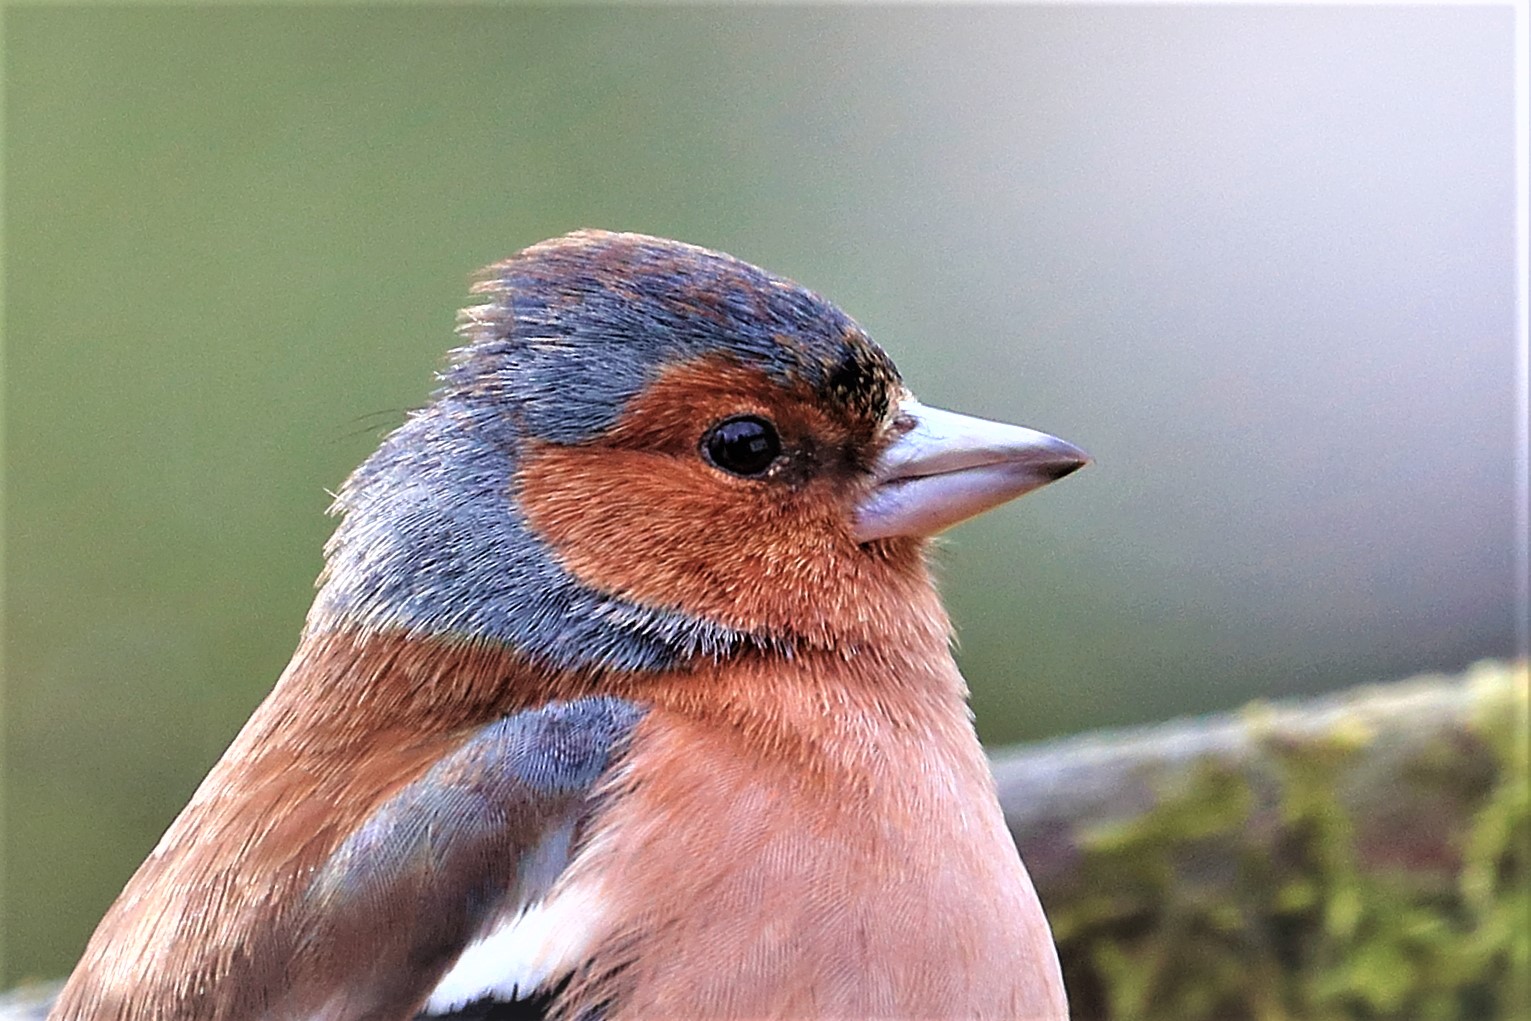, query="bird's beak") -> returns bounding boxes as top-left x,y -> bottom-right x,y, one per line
853,398 -> 1090,543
